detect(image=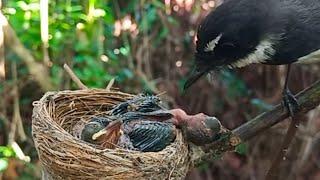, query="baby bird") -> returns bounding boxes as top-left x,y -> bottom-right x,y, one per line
81,95 -> 224,151
80,117 -> 112,144
111,94 -> 165,115
81,113 -> 177,152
